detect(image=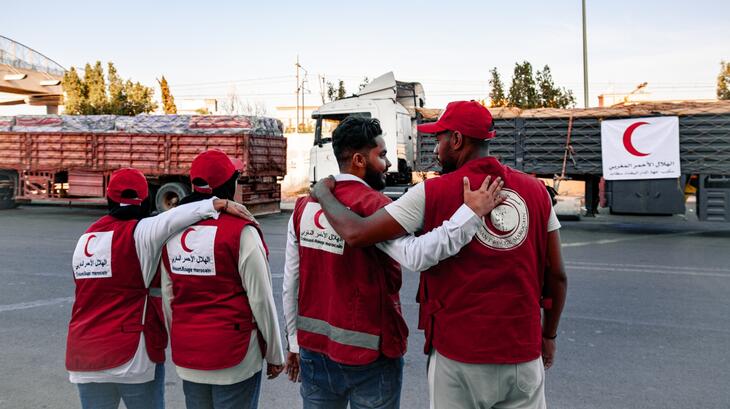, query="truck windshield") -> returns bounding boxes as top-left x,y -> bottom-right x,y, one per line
313,112 -> 372,145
